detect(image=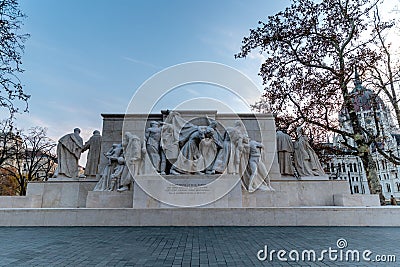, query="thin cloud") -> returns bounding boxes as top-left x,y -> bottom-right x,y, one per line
123,56 -> 162,70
